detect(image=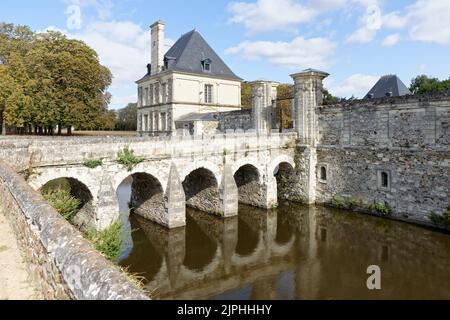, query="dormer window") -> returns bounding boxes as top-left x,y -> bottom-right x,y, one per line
202,58 -> 212,72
